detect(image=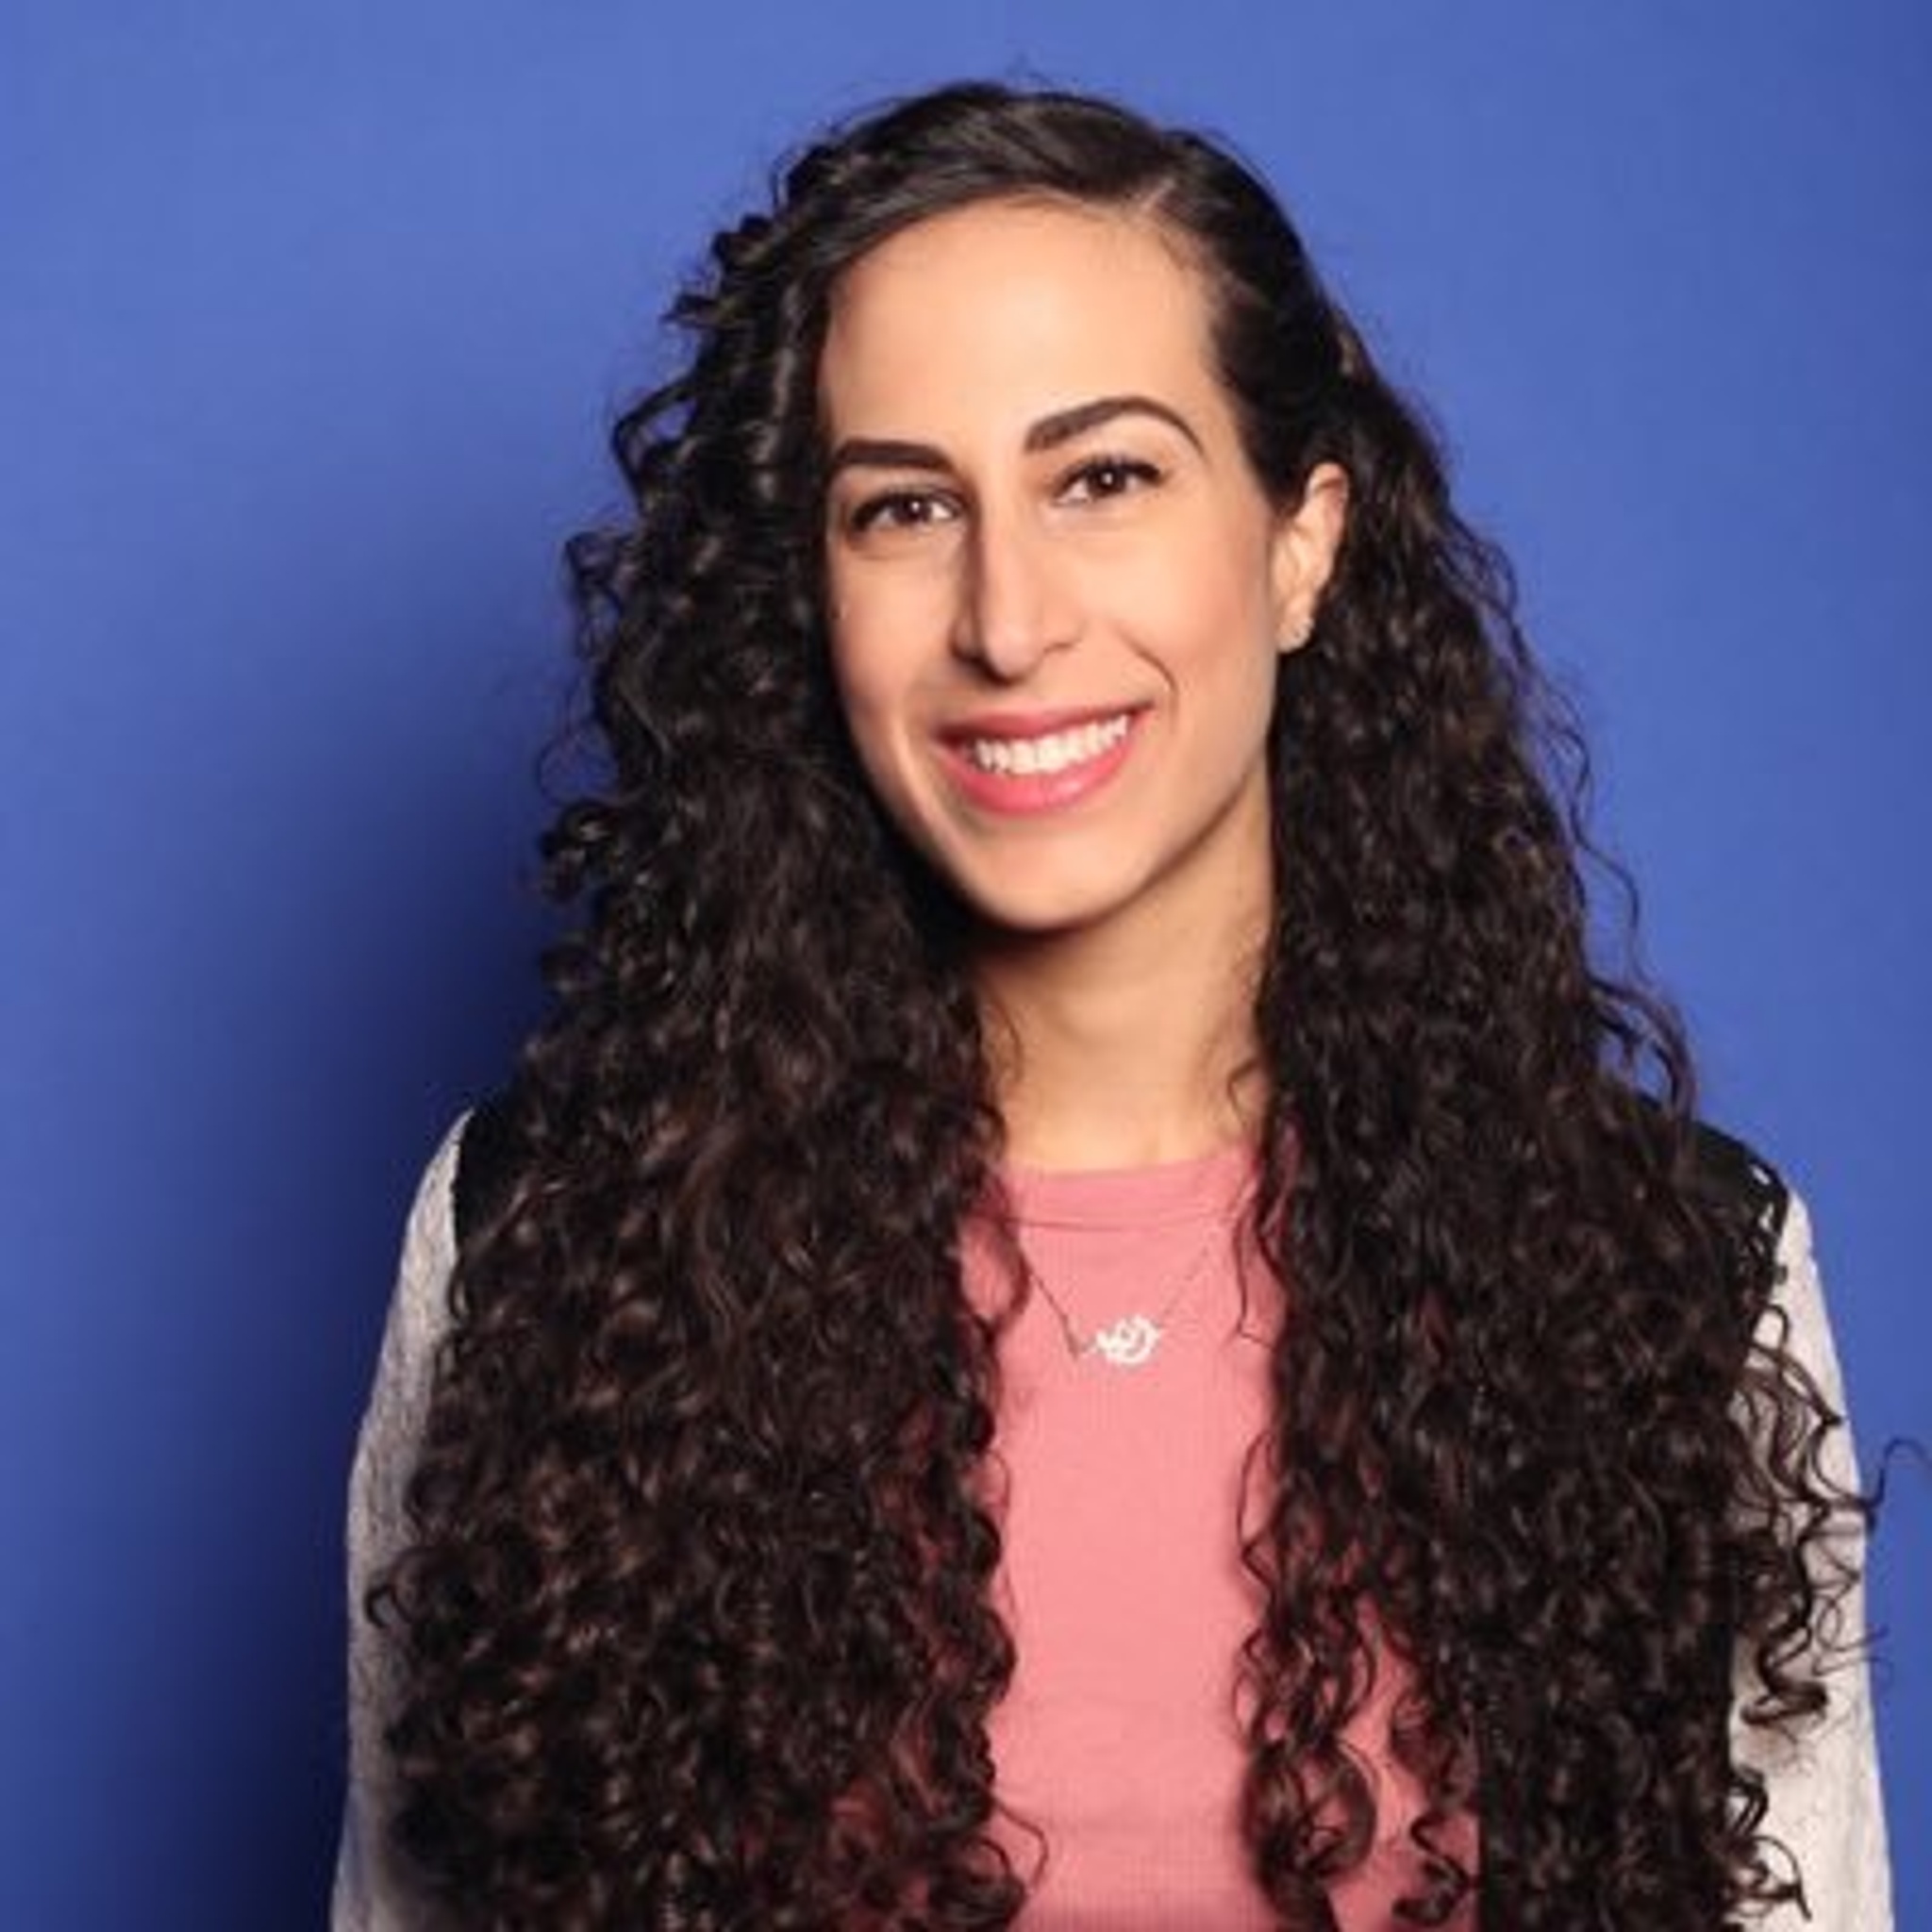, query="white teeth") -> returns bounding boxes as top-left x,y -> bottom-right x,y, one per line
964,714 -> 1131,776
